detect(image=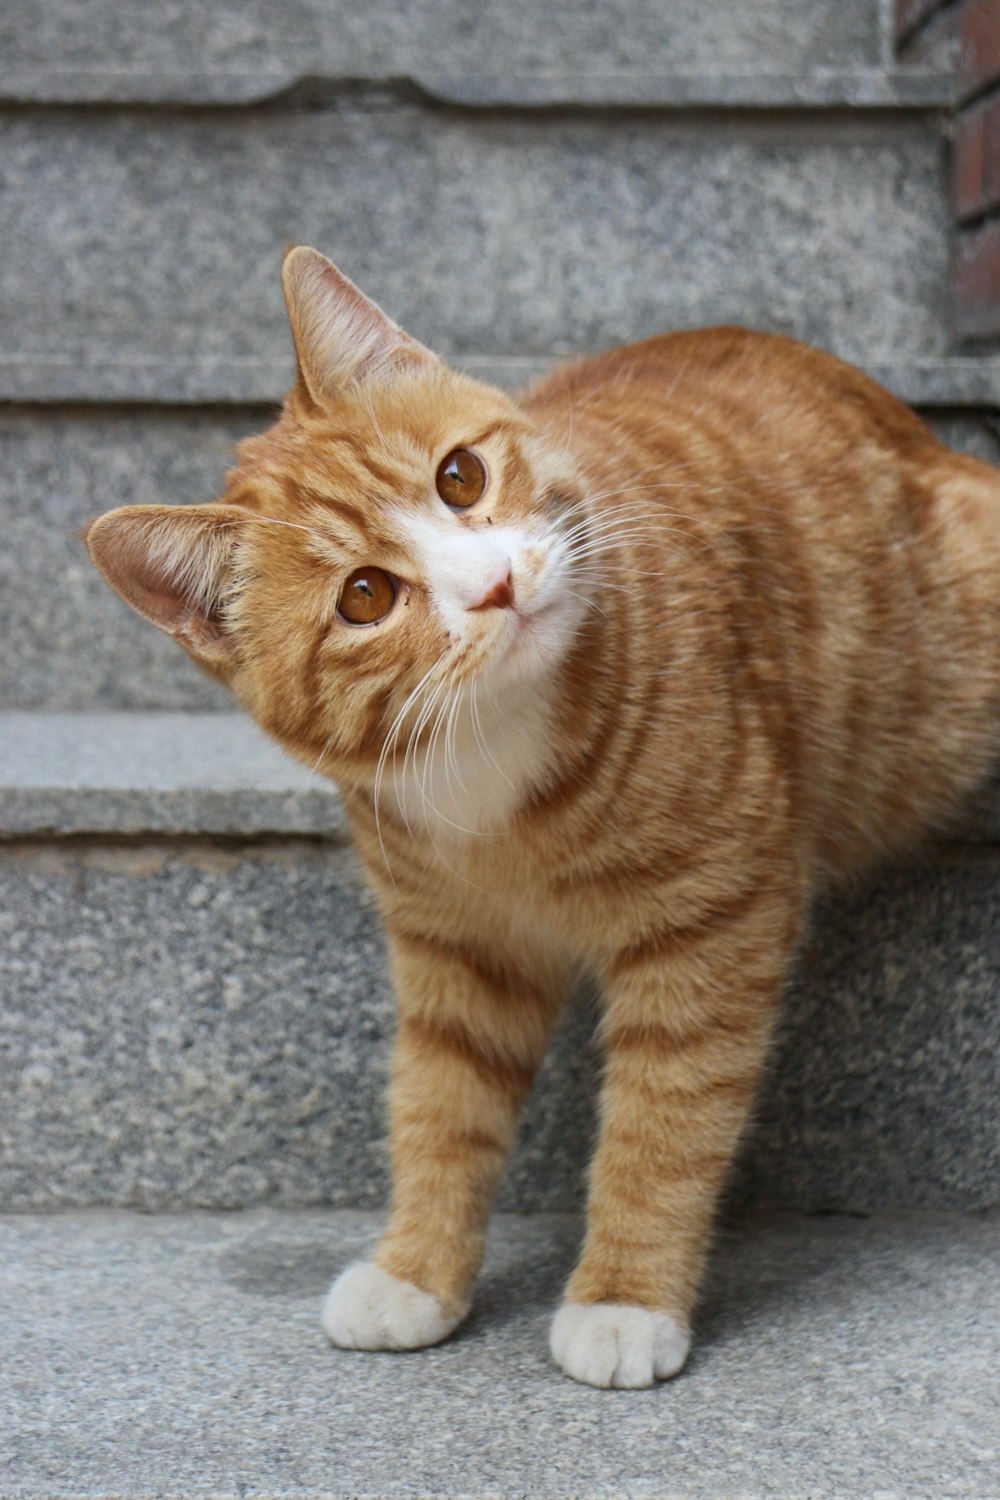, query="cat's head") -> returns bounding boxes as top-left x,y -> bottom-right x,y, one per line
85,248 -> 590,788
